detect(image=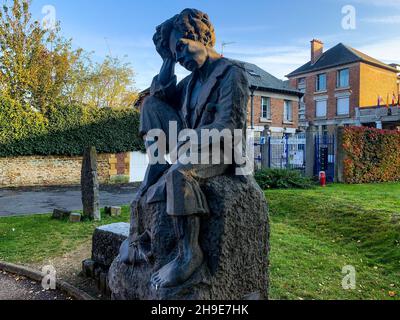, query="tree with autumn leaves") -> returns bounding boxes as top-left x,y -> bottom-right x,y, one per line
0,0 -> 138,113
